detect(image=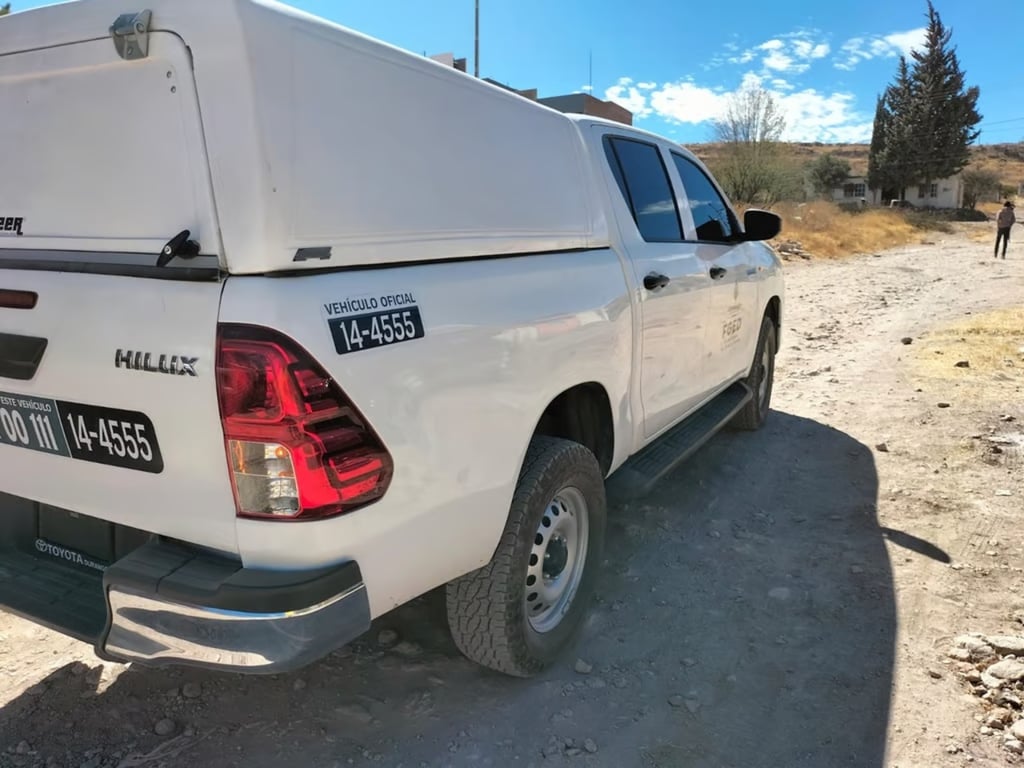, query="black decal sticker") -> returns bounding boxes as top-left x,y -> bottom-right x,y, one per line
0,389 -> 163,473
328,306 -> 426,355
294,247 -> 332,262
0,216 -> 24,236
